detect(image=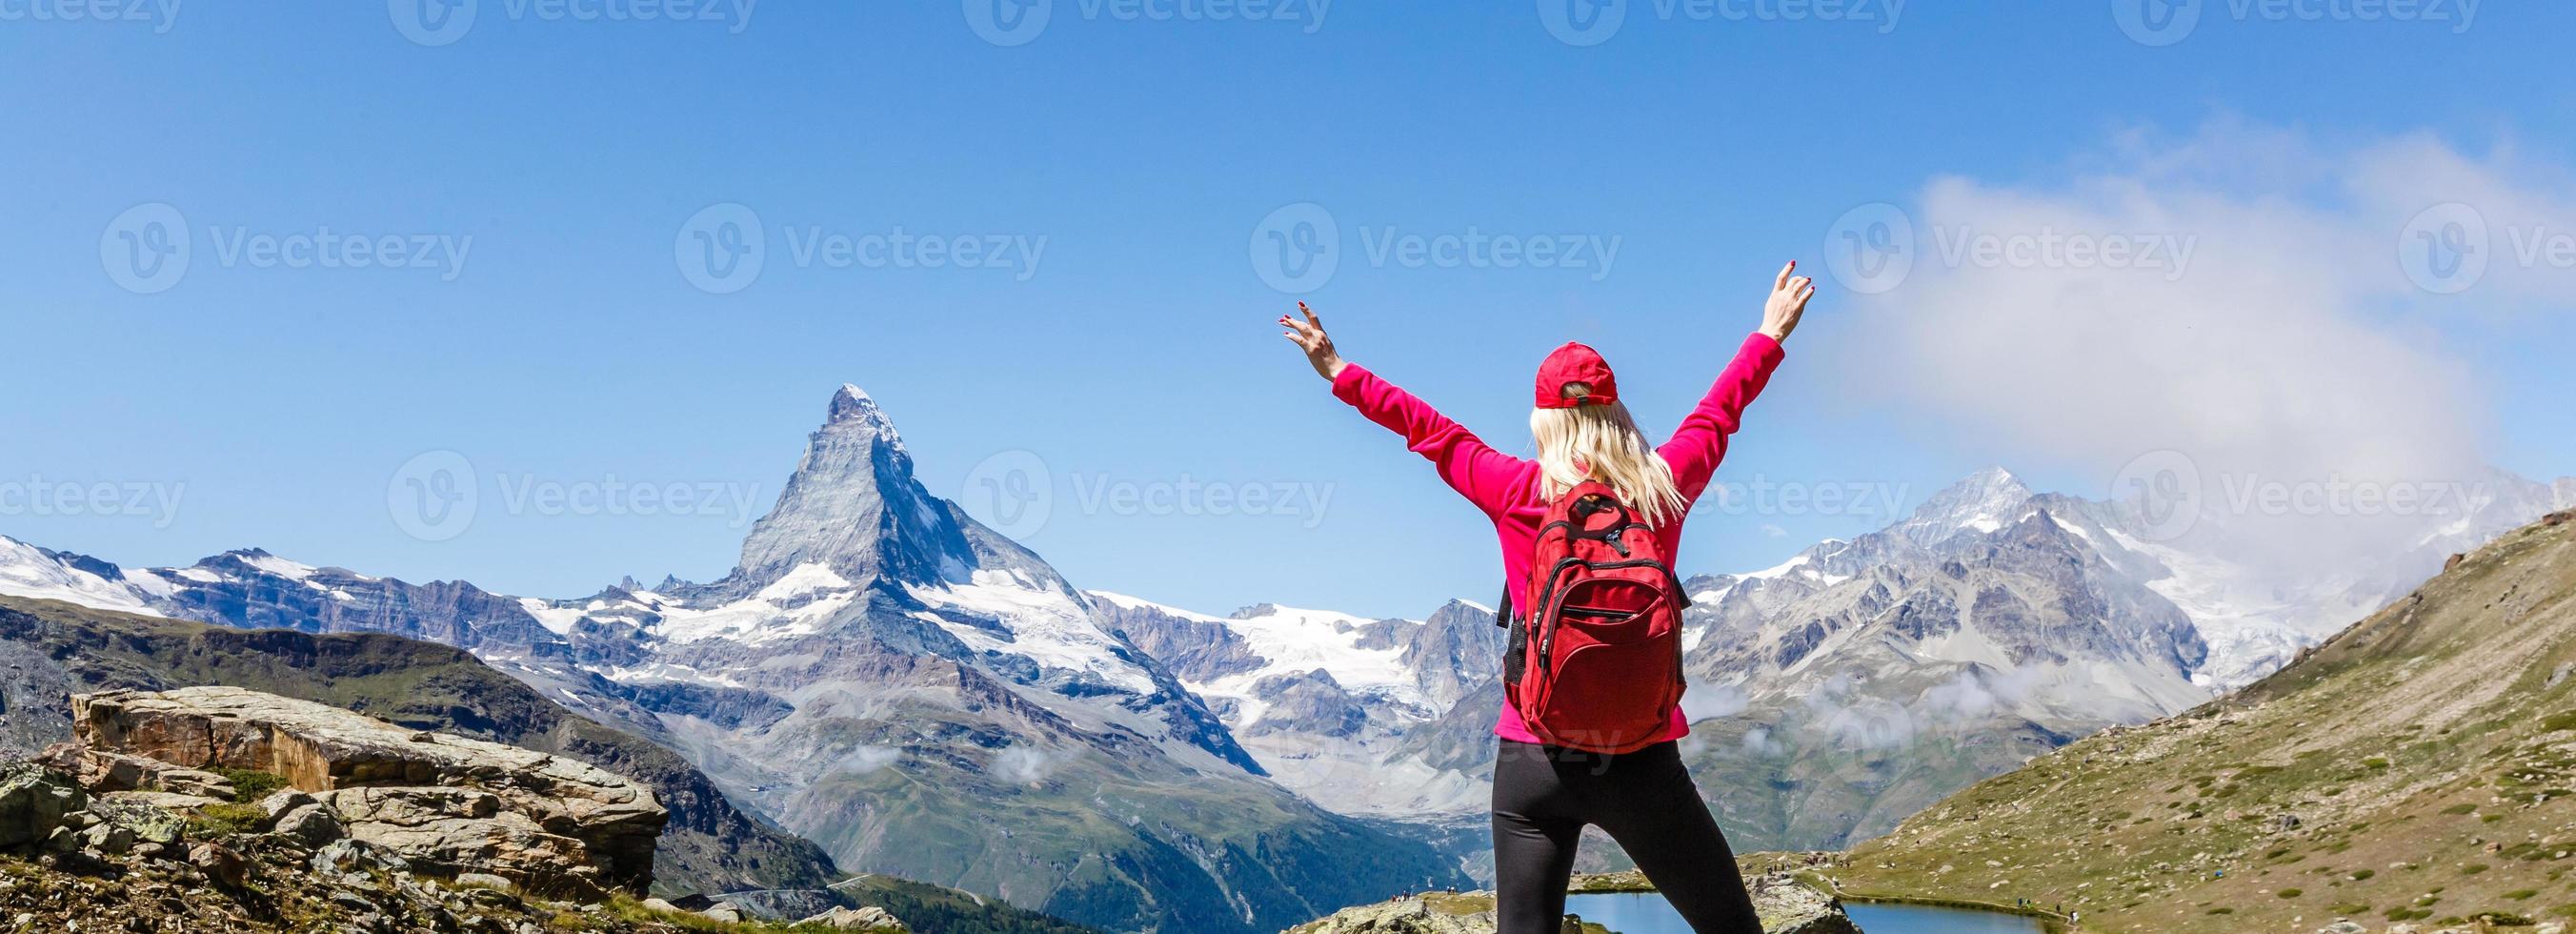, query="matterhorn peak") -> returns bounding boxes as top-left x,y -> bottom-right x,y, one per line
827,383 -> 897,434
721,382 -> 975,594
